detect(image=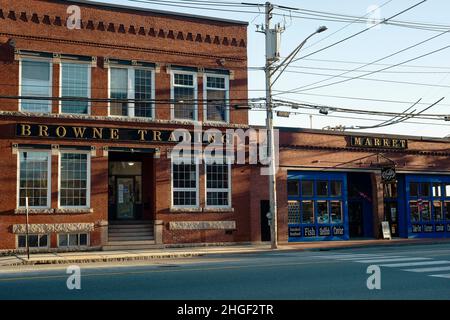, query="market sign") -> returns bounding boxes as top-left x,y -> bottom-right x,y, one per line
349,136 -> 408,149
